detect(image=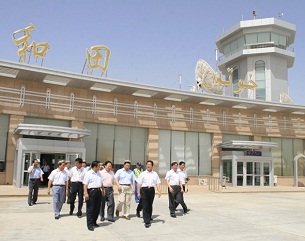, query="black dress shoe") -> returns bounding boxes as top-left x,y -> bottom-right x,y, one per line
55,216 -> 60,220
93,223 -> 99,227
150,218 -> 153,221
100,217 -> 105,221
184,209 -> 190,214
170,214 -> 177,218
136,211 -> 140,218
69,210 -> 73,215
29,203 -> 32,206
88,226 -> 94,231
108,219 -> 115,222
145,223 -> 151,228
